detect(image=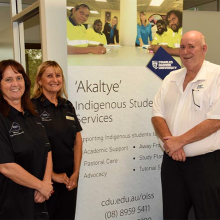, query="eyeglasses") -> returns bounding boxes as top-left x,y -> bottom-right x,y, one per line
192,89 -> 200,108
